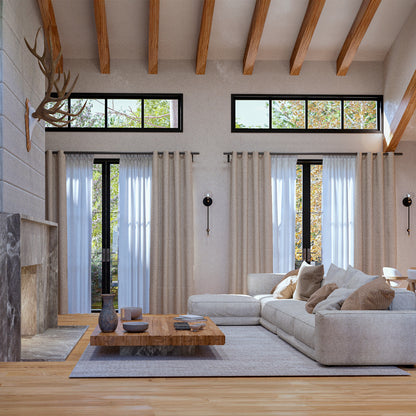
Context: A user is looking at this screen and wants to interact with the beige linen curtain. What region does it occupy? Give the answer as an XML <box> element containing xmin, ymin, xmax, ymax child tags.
<box><xmin>229</xmin><ymin>151</ymin><xmax>273</xmax><ymax>294</ymax></box>
<box><xmin>45</xmin><ymin>150</ymin><xmax>68</xmax><ymax>314</ymax></box>
<box><xmin>354</xmin><ymin>152</ymin><xmax>397</xmax><ymax>276</ymax></box>
<box><xmin>149</xmin><ymin>152</ymin><xmax>194</xmax><ymax>314</ymax></box>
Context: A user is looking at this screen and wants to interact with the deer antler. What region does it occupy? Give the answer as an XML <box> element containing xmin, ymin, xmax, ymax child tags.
<box><xmin>24</xmin><ymin>27</ymin><xmax>86</xmax><ymax>127</ymax></box>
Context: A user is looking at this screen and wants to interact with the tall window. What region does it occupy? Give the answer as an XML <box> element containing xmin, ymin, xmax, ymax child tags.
<box><xmin>232</xmin><ymin>95</ymin><xmax>382</xmax><ymax>133</ymax></box>
<box><xmin>91</xmin><ymin>160</ymin><xmax>119</xmax><ymax>310</ymax></box>
<box><xmin>295</xmin><ymin>160</ymin><xmax>323</xmax><ymax>268</ymax></box>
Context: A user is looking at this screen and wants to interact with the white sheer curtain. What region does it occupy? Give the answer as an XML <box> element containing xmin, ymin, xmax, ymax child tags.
<box><xmin>270</xmin><ymin>155</ymin><xmax>297</xmax><ymax>273</ymax></box>
<box><xmin>322</xmin><ymin>155</ymin><xmax>356</xmax><ymax>271</ymax></box>
<box><xmin>66</xmin><ymin>154</ymin><xmax>94</xmax><ymax>313</ymax></box>
<box><xmin>118</xmin><ymin>154</ymin><xmax>152</xmax><ymax>313</ymax></box>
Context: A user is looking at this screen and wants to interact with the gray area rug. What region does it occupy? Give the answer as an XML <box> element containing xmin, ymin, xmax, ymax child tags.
<box><xmin>21</xmin><ymin>326</ymin><xmax>88</xmax><ymax>361</ymax></box>
<box><xmin>70</xmin><ymin>325</ymin><xmax>409</xmax><ymax>378</ymax></box>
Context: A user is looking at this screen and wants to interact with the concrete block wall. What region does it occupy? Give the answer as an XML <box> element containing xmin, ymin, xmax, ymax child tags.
<box><xmin>0</xmin><ymin>0</ymin><xmax>45</xmax><ymax>219</ymax></box>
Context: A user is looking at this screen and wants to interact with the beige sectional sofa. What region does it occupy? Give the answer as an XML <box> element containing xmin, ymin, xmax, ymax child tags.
<box><xmin>188</xmin><ymin>272</ymin><xmax>416</xmax><ymax>366</ymax></box>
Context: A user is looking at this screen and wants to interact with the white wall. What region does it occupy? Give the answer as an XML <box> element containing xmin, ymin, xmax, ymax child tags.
<box><xmin>46</xmin><ymin>58</ymin><xmax>384</xmax><ymax>294</ymax></box>
<box><xmin>395</xmin><ymin>141</ymin><xmax>416</xmax><ymax>273</ymax></box>
<box><xmin>383</xmin><ymin>4</ymin><xmax>416</xmax><ymax>140</ymax></box>
<box><xmin>383</xmin><ymin>4</ymin><xmax>416</xmax><ymax>274</ymax></box>
<box><xmin>0</xmin><ymin>0</ymin><xmax>45</xmax><ymax>219</ymax></box>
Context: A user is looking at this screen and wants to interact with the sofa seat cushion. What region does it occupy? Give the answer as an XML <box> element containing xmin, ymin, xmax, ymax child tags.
<box><xmin>254</xmin><ymin>294</ymin><xmax>276</xmax><ymax>311</ymax></box>
<box><xmin>187</xmin><ymin>294</ymin><xmax>260</xmax><ymax>325</ymax></box>
<box><xmin>293</xmin><ymin>311</ymin><xmax>316</xmax><ymax>349</ymax></box>
<box><xmin>262</xmin><ymin>299</ymin><xmax>308</xmax><ymax>336</ymax></box>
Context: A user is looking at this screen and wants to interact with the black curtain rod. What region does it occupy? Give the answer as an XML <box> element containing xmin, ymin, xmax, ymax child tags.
<box><xmin>223</xmin><ymin>151</ymin><xmax>402</xmax><ymax>162</ymax></box>
<box><xmin>51</xmin><ymin>150</ymin><xmax>199</xmax><ymax>161</ymax></box>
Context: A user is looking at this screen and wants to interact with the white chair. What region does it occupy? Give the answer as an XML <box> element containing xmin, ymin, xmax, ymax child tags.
<box><xmin>407</xmin><ymin>268</ymin><xmax>416</xmax><ymax>292</ymax></box>
<box><xmin>382</xmin><ymin>267</ymin><xmax>408</xmax><ymax>289</ymax></box>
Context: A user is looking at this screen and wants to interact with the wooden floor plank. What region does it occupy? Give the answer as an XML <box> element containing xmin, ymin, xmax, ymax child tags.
<box><xmin>0</xmin><ymin>314</ymin><xmax>415</xmax><ymax>415</ymax></box>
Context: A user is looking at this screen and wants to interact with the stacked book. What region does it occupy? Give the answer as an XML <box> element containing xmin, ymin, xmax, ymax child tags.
<box><xmin>174</xmin><ymin>314</ymin><xmax>206</xmax><ymax>322</ymax></box>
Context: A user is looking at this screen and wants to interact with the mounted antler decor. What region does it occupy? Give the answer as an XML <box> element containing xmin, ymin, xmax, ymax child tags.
<box><xmin>24</xmin><ymin>27</ymin><xmax>86</xmax><ymax>151</ymax></box>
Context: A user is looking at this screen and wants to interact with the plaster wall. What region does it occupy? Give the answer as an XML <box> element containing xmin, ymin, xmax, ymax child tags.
<box><xmin>46</xmin><ymin>59</ymin><xmax>384</xmax><ymax>294</ymax></box>
<box><xmin>0</xmin><ymin>0</ymin><xmax>45</xmax><ymax>218</ymax></box>
<box><xmin>383</xmin><ymin>4</ymin><xmax>416</xmax><ymax>141</ymax></box>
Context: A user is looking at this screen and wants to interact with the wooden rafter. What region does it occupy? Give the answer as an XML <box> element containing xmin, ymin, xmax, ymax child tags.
<box><xmin>336</xmin><ymin>0</ymin><xmax>381</xmax><ymax>76</ymax></box>
<box><xmin>243</xmin><ymin>0</ymin><xmax>271</xmax><ymax>75</ymax></box>
<box><xmin>196</xmin><ymin>0</ymin><xmax>216</xmax><ymax>75</ymax></box>
<box><xmin>384</xmin><ymin>70</ymin><xmax>416</xmax><ymax>152</ymax></box>
<box><xmin>290</xmin><ymin>0</ymin><xmax>325</xmax><ymax>76</ymax></box>
<box><xmin>37</xmin><ymin>0</ymin><xmax>63</xmax><ymax>73</ymax></box>
<box><xmin>94</xmin><ymin>0</ymin><xmax>110</xmax><ymax>74</ymax></box>
<box><xmin>148</xmin><ymin>0</ymin><xmax>160</xmax><ymax>74</ymax></box>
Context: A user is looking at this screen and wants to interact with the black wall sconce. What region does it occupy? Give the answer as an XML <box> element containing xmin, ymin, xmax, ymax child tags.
<box><xmin>203</xmin><ymin>193</ymin><xmax>213</xmax><ymax>235</ymax></box>
<box><xmin>403</xmin><ymin>194</ymin><xmax>412</xmax><ymax>235</ymax></box>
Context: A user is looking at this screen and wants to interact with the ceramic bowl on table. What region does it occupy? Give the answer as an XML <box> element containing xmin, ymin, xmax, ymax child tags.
<box><xmin>189</xmin><ymin>322</ymin><xmax>206</xmax><ymax>332</ymax></box>
<box><xmin>122</xmin><ymin>321</ymin><xmax>149</xmax><ymax>333</ymax></box>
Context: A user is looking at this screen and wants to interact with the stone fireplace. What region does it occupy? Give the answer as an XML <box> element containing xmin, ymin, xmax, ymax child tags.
<box><xmin>0</xmin><ymin>213</ymin><xmax>58</xmax><ymax>361</ymax></box>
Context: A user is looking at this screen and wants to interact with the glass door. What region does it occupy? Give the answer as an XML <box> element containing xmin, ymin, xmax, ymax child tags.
<box><xmin>91</xmin><ymin>159</ymin><xmax>119</xmax><ymax>310</ymax></box>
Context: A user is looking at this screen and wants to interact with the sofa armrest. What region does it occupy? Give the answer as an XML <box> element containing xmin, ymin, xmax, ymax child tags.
<box><xmin>314</xmin><ymin>310</ymin><xmax>416</xmax><ymax>365</ymax></box>
<box><xmin>247</xmin><ymin>273</ymin><xmax>286</xmax><ymax>296</ymax></box>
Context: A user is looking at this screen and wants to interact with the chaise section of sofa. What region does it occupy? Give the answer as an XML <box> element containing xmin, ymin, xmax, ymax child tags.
<box><xmin>188</xmin><ymin>272</ymin><xmax>416</xmax><ymax>366</ymax></box>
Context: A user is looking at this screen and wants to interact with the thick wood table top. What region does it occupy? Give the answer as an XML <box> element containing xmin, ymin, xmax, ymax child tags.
<box><xmin>90</xmin><ymin>314</ymin><xmax>225</xmax><ymax>347</ymax></box>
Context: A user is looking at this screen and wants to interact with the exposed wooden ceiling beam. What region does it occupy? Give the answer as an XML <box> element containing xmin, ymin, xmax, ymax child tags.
<box><xmin>290</xmin><ymin>0</ymin><xmax>325</xmax><ymax>76</ymax></box>
<box><xmin>243</xmin><ymin>0</ymin><xmax>271</xmax><ymax>75</ymax></box>
<box><xmin>196</xmin><ymin>0</ymin><xmax>216</xmax><ymax>75</ymax></box>
<box><xmin>336</xmin><ymin>0</ymin><xmax>381</xmax><ymax>76</ymax></box>
<box><xmin>148</xmin><ymin>0</ymin><xmax>159</xmax><ymax>74</ymax></box>
<box><xmin>384</xmin><ymin>70</ymin><xmax>416</xmax><ymax>152</ymax></box>
<box><xmin>37</xmin><ymin>0</ymin><xmax>63</xmax><ymax>73</ymax></box>
<box><xmin>94</xmin><ymin>0</ymin><xmax>110</xmax><ymax>74</ymax></box>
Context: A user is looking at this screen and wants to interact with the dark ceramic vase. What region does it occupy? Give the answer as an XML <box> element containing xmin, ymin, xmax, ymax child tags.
<box><xmin>98</xmin><ymin>294</ymin><xmax>118</xmax><ymax>333</ymax></box>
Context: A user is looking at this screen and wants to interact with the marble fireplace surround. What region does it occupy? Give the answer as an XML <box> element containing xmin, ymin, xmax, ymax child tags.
<box><xmin>0</xmin><ymin>213</ymin><xmax>58</xmax><ymax>361</ymax></box>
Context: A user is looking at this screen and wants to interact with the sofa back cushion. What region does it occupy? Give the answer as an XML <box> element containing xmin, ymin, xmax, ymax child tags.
<box><xmin>389</xmin><ymin>288</ymin><xmax>416</xmax><ymax>310</ymax></box>
<box><xmin>323</xmin><ymin>263</ymin><xmax>348</xmax><ymax>287</ymax></box>
<box><xmin>341</xmin><ymin>277</ymin><xmax>395</xmax><ymax>310</ymax></box>
<box><xmin>344</xmin><ymin>266</ymin><xmax>378</xmax><ymax>289</ymax></box>
<box><xmin>305</xmin><ymin>283</ymin><xmax>338</xmax><ymax>313</ymax></box>
<box><xmin>313</xmin><ymin>287</ymin><xmax>355</xmax><ymax>313</ymax></box>
<box><xmin>293</xmin><ymin>262</ymin><xmax>324</xmax><ymax>301</ymax></box>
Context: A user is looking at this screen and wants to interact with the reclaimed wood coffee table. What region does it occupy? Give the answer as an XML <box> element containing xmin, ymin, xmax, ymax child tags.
<box><xmin>90</xmin><ymin>314</ymin><xmax>225</xmax><ymax>347</ymax></box>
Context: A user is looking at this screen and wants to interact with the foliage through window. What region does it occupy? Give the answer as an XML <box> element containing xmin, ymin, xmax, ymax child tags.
<box><xmin>295</xmin><ymin>161</ymin><xmax>322</xmax><ymax>268</ymax></box>
<box><xmin>46</xmin><ymin>93</ymin><xmax>183</xmax><ymax>131</ymax></box>
<box><xmin>232</xmin><ymin>95</ymin><xmax>382</xmax><ymax>133</ymax></box>
<box><xmin>91</xmin><ymin>160</ymin><xmax>120</xmax><ymax>311</ymax></box>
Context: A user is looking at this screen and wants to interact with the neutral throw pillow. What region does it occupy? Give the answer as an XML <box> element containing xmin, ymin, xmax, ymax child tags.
<box><xmin>323</xmin><ymin>263</ymin><xmax>348</xmax><ymax>287</ymax></box>
<box><xmin>312</xmin><ymin>287</ymin><xmax>355</xmax><ymax>313</ymax></box>
<box><xmin>344</xmin><ymin>266</ymin><xmax>378</xmax><ymax>290</ymax></box>
<box><xmin>270</xmin><ymin>268</ymin><xmax>299</xmax><ymax>294</ymax></box>
<box><xmin>305</xmin><ymin>283</ymin><xmax>338</xmax><ymax>313</ymax></box>
<box><xmin>341</xmin><ymin>276</ymin><xmax>395</xmax><ymax>310</ymax></box>
<box><xmin>293</xmin><ymin>261</ymin><xmax>324</xmax><ymax>301</ymax></box>
<box><xmin>272</xmin><ymin>274</ymin><xmax>299</xmax><ymax>299</ymax></box>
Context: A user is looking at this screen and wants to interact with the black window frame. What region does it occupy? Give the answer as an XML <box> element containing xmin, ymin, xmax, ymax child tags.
<box><xmin>92</xmin><ymin>158</ymin><xmax>120</xmax><ymax>312</ymax></box>
<box><xmin>296</xmin><ymin>159</ymin><xmax>323</xmax><ymax>267</ymax></box>
<box><xmin>46</xmin><ymin>93</ymin><xmax>183</xmax><ymax>132</ymax></box>
<box><xmin>231</xmin><ymin>94</ymin><xmax>383</xmax><ymax>133</ymax></box>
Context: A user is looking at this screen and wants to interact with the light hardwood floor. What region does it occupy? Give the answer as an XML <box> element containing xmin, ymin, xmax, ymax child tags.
<box><xmin>1</xmin><ymin>314</ymin><xmax>415</xmax><ymax>416</ymax></box>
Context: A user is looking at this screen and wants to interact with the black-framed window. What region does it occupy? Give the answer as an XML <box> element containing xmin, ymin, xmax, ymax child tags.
<box><xmin>232</xmin><ymin>94</ymin><xmax>382</xmax><ymax>133</ymax></box>
<box><xmin>46</xmin><ymin>93</ymin><xmax>183</xmax><ymax>132</ymax></box>
<box><xmin>91</xmin><ymin>159</ymin><xmax>120</xmax><ymax>311</ymax></box>
<box><xmin>295</xmin><ymin>159</ymin><xmax>322</xmax><ymax>268</ymax></box>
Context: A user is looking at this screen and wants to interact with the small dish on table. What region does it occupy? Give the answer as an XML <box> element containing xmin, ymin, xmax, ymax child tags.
<box><xmin>122</xmin><ymin>322</ymin><xmax>149</xmax><ymax>333</ymax></box>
